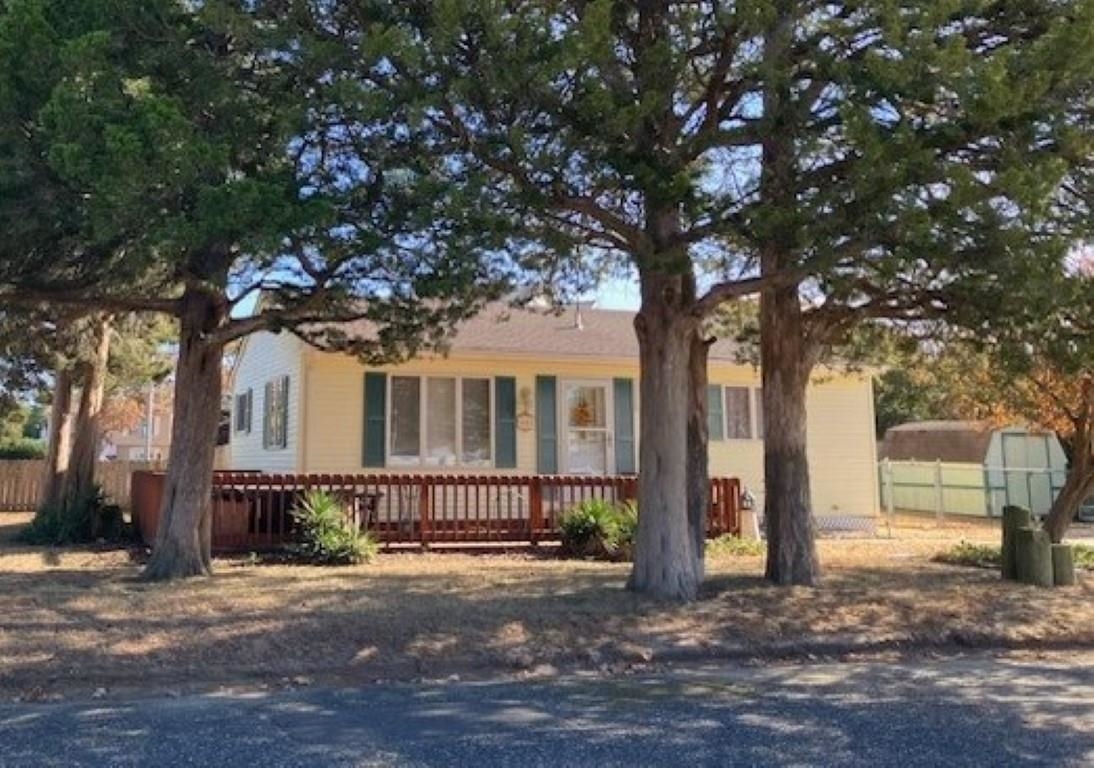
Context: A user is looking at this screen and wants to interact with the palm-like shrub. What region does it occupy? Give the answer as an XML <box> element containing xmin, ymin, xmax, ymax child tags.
<box><xmin>291</xmin><ymin>490</ymin><xmax>377</xmax><ymax>565</ymax></box>
<box><xmin>559</xmin><ymin>498</ymin><xmax>637</xmax><ymax>561</ymax></box>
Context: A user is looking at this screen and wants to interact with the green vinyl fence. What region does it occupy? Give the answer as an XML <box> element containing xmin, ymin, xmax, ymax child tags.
<box><xmin>878</xmin><ymin>459</ymin><xmax>1067</xmax><ymax>518</ymax></box>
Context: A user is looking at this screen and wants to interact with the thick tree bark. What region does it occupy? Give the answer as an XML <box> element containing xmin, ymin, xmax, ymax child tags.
<box><xmin>142</xmin><ymin>288</ymin><xmax>227</xmax><ymax>581</ymax></box>
<box><xmin>1042</xmin><ymin>424</ymin><xmax>1092</xmax><ymax>543</ymax></box>
<box><xmin>59</xmin><ymin>314</ymin><xmax>111</xmax><ymax>512</ymax></box>
<box><xmin>629</xmin><ymin>271</ymin><xmax>704</xmax><ymax>601</ymax></box>
<box><xmin>687</xmin><ymin>331</ymin><xmax>712</xmax><ymax>570</ymax></box>
<box><xmin>755</xmin><ymin>0</ymin><xmax>819</xmax><ymax>586</ymax></box>
<box><xmin>39</xmin><ymin>366</ymin><xmax>75</xmax><ymax>511</ymax></box>
<box><xmin>760</xmin><ymin>284</ymin><xmax>820</xmax><ymax>585</ymax></box>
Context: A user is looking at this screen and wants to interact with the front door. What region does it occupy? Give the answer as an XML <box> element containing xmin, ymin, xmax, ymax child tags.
<box><xmin>561</xmin><ymin>380</ymin><xmax>613</xmax><ymax>475</ymax></box>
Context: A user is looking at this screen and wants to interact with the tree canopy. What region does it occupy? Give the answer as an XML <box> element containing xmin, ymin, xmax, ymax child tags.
<box><xmin>0</xmin><ymin>0</ymin><xmax>512</xmax><ymax>577</ymax></box>
<box><xmin>345</xmin><ymin>0</ymin><xmax>1093</xmax><ymax>593</ymax></box>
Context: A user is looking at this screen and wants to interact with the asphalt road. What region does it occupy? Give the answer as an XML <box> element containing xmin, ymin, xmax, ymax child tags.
<box><xmin>1</xmin><ymin>653</ymin><xmax>1091</xmax><ymax>767</ymax></box>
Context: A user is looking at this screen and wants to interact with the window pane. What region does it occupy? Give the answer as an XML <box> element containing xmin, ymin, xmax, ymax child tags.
<box><xmin>462</xmin><ymin>378</ymin><xmax>492</xmax><ymax>465</ymax></box>
<box><xmin>567</xmin><ymin>429</ymin><xmax>609</xmax><ymax>474</ymax></box>
<box><xmin>277</xmin><ymin>377</ymin><xmax>289</xmax><ymax>447</ymax></box>
<box><xmin>390</xmin><ymin>376</ymin><xmax>421</xmax><ymax>461</ymax></box>
<box><xmin>725</xmin><ymin>386</ymin><xmax>752</xmax><ymax>439</ymax></box>
<box><xmin>263</xmin><ymin>382</ymin><xmax>274</xmax><ymax>448</ymax></box>
<box><xmin>754</xmin><ymin>387</ymin><xmax>764</xmax><ymax>439</ymax></box>
<box><xmin>707</xmin><ymin>385</ymin><xmax>724</xmax><ymax>441</ymax></box>
<box><xmin>425</xmin><ymin>378</ymin><xmax>457</xmax><ymax>466</ymax></box>
<box><xmin>566</xmin><ymin>385</ymin><xmax>607</xmax><ymax>428</ymax></box>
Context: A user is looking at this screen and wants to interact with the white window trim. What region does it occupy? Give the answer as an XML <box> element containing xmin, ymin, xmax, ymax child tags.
<box><xmin>387</xmin><ymin>374</ymin><xmax>496</xmax><ymax>469</ymax></box>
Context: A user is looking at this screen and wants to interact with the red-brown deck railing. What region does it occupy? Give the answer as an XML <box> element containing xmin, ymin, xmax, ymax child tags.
<box><xmin>131</xmin><ymin>471</ymin><xmax>741</xmax><ymax>552</ymax></box>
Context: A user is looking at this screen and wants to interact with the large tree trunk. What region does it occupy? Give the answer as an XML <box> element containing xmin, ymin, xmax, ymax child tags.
<box><xmin>629</xmin><ymin>271</ymin><xmax>704</xmax><ymax>601</ymax></box>
<box><xmin>39</xmin><ymin>365</ymin><xmax>75</xmax><ymax>510</ymax></box>
<box><xmin>59</xmin><ymin>314</ymin><xmax>111</xmax><ymax>512</ymax></box>
<box><xmin>687</xmin><ymin>331</ymin><xmax>712</xmax><ymax>570</ymax></box>
<box><xmin>756</xmin><ymin>0</ymin><xmax>819</xmax><ymax>586</ymax></box>
<box><xmin>142</xmin><ymin>289</ymin><xmax>226</xmax><ymax>581</ymax></box>
<box><xmin>1043</xmin><ymin>422</ymin><xmax>1092</xmax><ymax>543</ymax></box>
<box><xmin>760</xmin><ymin>284</ymin><xmax>819</xmax><ymax>585</ymax></box>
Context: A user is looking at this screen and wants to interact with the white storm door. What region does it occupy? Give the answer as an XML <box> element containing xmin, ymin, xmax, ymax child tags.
<box><xmin>561</xmin><ymin>380</ymin><xmax>613</xmax><ymax>475</ymax></box>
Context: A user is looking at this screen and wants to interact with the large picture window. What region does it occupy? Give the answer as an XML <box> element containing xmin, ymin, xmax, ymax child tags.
<box><xmin>263</xmin><ymin>377</ymin><xmax>289</xmax><ymax>449</ymax></box>
<box><xmin>389</xmin><ymin>376</ymin><xmax>493</xmax><ymax>467</ymax></box>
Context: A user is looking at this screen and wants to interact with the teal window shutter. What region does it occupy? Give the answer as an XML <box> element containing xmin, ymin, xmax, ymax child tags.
<box><xmin>363</xmin><ymin>372</ymin><xmax>387</xmax><ymax>467</ymax></box>
<box><xmin>495</xmin><ymin>377</ymin><xmax>517</xmax><ymax>468</ymax></box>
<box><xmin>707</xmin><ymin>385</ymin><xmax>724</xmax><ymax>441</ymax></box>
<box><xmin>613</xmin><ymin>378</ymin><xmax>636</xmax><ymax>474</ymax></box>
<box><xmin>535</xmin><ymin>376</ymin><xmax>557</xmax><ymax>473</ymax></box>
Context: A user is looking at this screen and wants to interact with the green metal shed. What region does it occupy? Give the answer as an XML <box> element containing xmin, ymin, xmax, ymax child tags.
<box><xmin>878</xmin><ymin>421</ymin><xmax>1068</xmax><ymax>517</ymax></box>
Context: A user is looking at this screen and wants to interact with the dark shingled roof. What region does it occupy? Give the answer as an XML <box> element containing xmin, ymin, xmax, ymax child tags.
<box><xmin>332</xmin><ymin>303</ymin><xmax>745</xmax><ymax>362</ymax></box>
<box><xmin>879</xmin><ymin>421</ymin><xmax>996</xmax><ymax>463</ymax></box>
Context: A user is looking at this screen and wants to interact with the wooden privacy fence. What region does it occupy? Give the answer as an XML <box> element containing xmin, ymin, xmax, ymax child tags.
<box><xmin>0</xmin><ymin>460</ymin><xmax>161</xmax><ymax>511</ymax></box>
<box><xmin>131</xmin><ymin>472</ymin><xmax>742</xmax><ymax>551</ymax></box>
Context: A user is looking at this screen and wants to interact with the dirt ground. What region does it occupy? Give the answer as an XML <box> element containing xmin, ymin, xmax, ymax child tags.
<box><xmin>1</xmin><ymin>511</ymin><xmax>1090</xmax><ymax>700</ymax></box>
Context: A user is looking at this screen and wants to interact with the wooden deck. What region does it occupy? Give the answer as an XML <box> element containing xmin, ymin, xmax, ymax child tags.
<box><xmin>131</xmin><ymin>472</ymin><xmax>742</xmax><ymax>551</ymax></box>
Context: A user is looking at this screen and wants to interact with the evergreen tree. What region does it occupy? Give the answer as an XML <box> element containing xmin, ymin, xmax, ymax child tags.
<box><xmin>0</xmin><ymin>1</ymin><xmax>507</xmax><ymax>577</ymax></box>
<box><xmin>361</xmin><ymin>0</ymin><xmax>1092</xmax><ymax>595</ymax></box>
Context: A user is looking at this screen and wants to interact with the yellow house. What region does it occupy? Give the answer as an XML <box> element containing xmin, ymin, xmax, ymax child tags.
<box><xmin>228</xmin><ymin>304</ymin><xmax>880</xmax><ymax>520</ymax></box>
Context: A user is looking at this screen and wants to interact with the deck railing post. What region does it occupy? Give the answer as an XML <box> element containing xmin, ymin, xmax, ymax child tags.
<box><xmin>529</xmin><ymin>476</ymin><xmax>543</xmax><ymax>545</ymax></box>
<box><xmin>418</xmin><ymin>477</ymin><xmax>431</xmax><ymax>546</ymax></box>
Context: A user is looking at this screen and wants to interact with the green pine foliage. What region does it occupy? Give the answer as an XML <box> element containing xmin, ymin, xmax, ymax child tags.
<box><xmin>0</xmin><ymin>439</ymin><xmax>45</xmax><ymax>460</ymax></box>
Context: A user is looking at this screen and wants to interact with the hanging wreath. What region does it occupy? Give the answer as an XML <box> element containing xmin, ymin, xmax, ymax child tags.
<box><xmin>571</xmin><ymin>394</ymin><xmax>595</xmax><ymax>427</ymax></box>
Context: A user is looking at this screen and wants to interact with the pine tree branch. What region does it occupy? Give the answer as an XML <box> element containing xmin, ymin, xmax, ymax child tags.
<box><xmin>694</xmin><ymin>268</ymin><xmax>806</xmax><ymax>317</ymax></box>
<box><xmin>0</xmin><ymin>286</ymin><xmax>179</xmax><ymax>316</ymax></box>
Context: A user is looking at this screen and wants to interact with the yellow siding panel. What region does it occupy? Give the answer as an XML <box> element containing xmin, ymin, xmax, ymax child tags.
<box><xmin>300</xmin><ymin>351</ymin><xmax>878</xmax><ymax>517</ymax></box>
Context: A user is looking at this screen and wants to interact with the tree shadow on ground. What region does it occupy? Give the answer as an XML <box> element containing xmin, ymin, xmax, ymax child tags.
<box><xmin>1</xmin><ymin>543</ymin><xmax>1090</xmax><ymax>702</ymax></box>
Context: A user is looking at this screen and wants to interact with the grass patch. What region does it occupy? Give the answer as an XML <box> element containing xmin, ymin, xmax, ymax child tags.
<box><xmin>935</xmin><ymin>540</ymin><xmax>1094</xmax><ymax>570</ymax></box>
<box><xmin>707</xmin><ymin>534</ymin><xmax>765</xmax><ymax>557</ymax></box>
<box><xmin>1</xmin><ymin>510</ymin><xmax>1091</xmax><ymax>700</ymax></box>
<box><xmin>933</xmin><ymin>540</ymin><xmax>1002</xmax><ymax>569</ymax></box>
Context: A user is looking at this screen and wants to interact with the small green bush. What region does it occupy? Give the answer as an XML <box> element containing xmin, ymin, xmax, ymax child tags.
<box><xmin>0</xmin><ymin>439</ymin><xmax>46</xmax><ymax>460</ymax></box>
<box><xmin>559</xmin><ymin>498</ymin><xmax>636</xmax><ymax>561</ymax></box>
<box><xmin>19</xmin><ymin>485</ymin><xmax>124</xmax><ymax>545</ymax></box>
<box><xmin>707</xmin><ymin>534</ymin><xmax>765</xmax><ymax>557</ymax></box>
<box><xmin>290</xmin><ymin>490</ymin><xmax>377</xmax><ymax>565</ymax></box>
<box><xmin>1071</xmin><ymin>544</ymin><xmax>1093</xmax><ymax>570</ymax></box>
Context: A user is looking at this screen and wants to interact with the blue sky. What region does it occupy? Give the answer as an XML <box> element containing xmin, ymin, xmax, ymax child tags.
<box><xmin>591</xmin><ymin>275</ymin><xmax>640</xmax><ymax>310</ymax></box>
<box><xmin>234</xmin><ymin>274</ymin><xmax>642</xmax><ymax>318</ymax></box>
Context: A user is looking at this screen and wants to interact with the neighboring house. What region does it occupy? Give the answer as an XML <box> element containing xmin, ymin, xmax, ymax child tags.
<box><xmin>228</xmin><ymin>304</ymin><xmax>881</xmax><ymax>519</ymax></box>
<box><xmin>101</xmin><ymin>385</ymin><xmax>173</xmax><ymax>463</ymax></box>
<box><xmin>878</xmin><ymin>420</ymin><xmax>1069</xmax><ymax>517</ymax></box>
